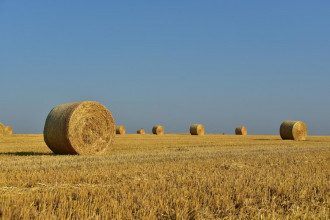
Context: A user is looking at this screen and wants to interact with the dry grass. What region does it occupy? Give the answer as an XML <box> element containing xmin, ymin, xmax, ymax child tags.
<box><xmin>0</xmin><ymin>134</ymin><xmax>329</xmax><ymax>219</ymax></box>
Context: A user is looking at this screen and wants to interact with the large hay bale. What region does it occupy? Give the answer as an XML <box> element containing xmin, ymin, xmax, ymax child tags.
<box><xmin>4</xmin><ymin>126</ymin><xmax>13</xmax><ymax>135</ymax></box>
<box><xmin>280</xmin><ymin>120</ymin><xmax>307</xmax><ymax>141</ymax></box>
<box><xmin>137</xmin><ymin>129</ymin><xmax>145</xmax><ymax>134</ymax></box>
<box><xmin>116</xmin><ymin>125</ymin><xmax>126</xmax><ymax>135</ymax></box>
<box><xmin>235</xmin><ymin>126</ymin><xmax>247</xmax><ymax>135</ymax></box>
<box><xmin>0</xmin><ymin>123</ymin><xmax>4</xmax><ymax>137</ymax></box>
<box><xmin>190</xmin><ymin>124</ymin><xmax>205</xmax><ymax>135</ymax></box>
<box><xmin>152</xmin><ymin>125</ymin><xmax>164</xmax><ymax>135</ymax></box>
<box><xmin>43</xmin><ymin>101</ymin><xmax>116</xmax><ymax>155</ymax></box>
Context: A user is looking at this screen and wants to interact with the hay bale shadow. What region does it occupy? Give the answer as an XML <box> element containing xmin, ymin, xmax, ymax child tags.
<box><xmin>253</xmin><ymin>138</ymin><xmax>281</xmax><ymax>141</ymax></box>
<box><xmin>0</xmin><ymin>151</ymin><xmax>54</xmax><ymax>156</ymax></box>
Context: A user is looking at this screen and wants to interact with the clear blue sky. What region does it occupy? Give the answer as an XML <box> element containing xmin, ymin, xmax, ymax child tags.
<box><xmin>0</xmin><ymin>1</ymin><xmax>329</xmax><ymax>135</ymax></box>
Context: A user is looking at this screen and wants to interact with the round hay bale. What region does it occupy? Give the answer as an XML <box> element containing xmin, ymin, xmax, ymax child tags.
<box><xmin>152</xmin><ymin>125</ymin><xmax>164</xmax><ymax>135</ymax></box>
<box><xmin>190</xmin><ymin>124</ymin><xmax>205</xmax><ymax>135</ymax></box>
<box><xmin>280</xmin><ymin>120</ymin><xmax>307</xmax><ymax>141</ymax></box>
<box><xmin>43</xmin><ymin>101</ymin><xmax>116</xmax><ymax>155</ymax></box>
<box><xmin>116</xmin><ymin>125</ymin><xmax>126</xmax><ymax>135</ymax></box>
<box><xmin>235</xmin><ymin>126</ymin><xmax>247</xmax><ymax>135</ymax></box>
<box><xmin>4</xmin><ymin>126</ymin><xmax>13</xmax><ymax>135</ymax></box>
<box><xmin>137</xmin><ymin>129</ymin><xmax>145</xmax><ymax>134</ymax></box>
<box><xmin>0</xmin><ymin>123</ymin><xmax>5</xmax><ymax>137</ymax></box>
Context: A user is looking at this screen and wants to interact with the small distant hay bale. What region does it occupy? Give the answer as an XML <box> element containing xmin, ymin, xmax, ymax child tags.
<box><xmin>43</xmin><ymin>101</ymin><xmax>116</xmax><ymax>155</ymax></box>
<box><xmin>4</xmin><ymin>126</ymin><xmax>13</xmax><ymax>135</ymax></box>
<box><xmin>280</xmin><ymin>120</ymin><xmax>307</xmax><ymax>141</ymax></box>
<box><xmin>137</xmin><ymin>129</ymin><xmax>145</xmax><ymax>134</ymax></box>
<box><xmin>235</xmin><ymin>126</ymin><xmax>247</xmax><ymax>135</ymax></box>
<box><xmin>0</xmin><ymin>123</ymin><xmax>4</xmax><ymax>137</ymax></box>
<box><xmin>152</xmin><ymin>125</ymin><xmax>164</xmax><ymax>135</ymax></box>
<box><xmin>116</xmin><ymin>125</ymin><xmax>126</xmax><ymax>135</ymax></box>
<box><xmin>190</xmin><ymin>124</ymin><xmax>205</xmax><ymax>135</ymax></box>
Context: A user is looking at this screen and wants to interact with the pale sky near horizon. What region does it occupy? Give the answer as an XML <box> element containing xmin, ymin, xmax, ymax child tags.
<box><xmin>0</xmin><ymin>1</ymin><xmax>329</xmax><ymax>135</ymax></box>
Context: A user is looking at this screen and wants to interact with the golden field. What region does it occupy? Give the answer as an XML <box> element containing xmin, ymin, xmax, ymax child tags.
<box><xmin>0</xmin><ymin>134</ymin><xmax>329</xmax><ymax>219</ymax></box>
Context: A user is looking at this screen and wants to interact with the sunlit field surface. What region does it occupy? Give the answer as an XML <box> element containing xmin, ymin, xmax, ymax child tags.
<box><xmin>0</xmin><ymin>134</ymin><xmax>329</xmax><ymax>219</ymax></box>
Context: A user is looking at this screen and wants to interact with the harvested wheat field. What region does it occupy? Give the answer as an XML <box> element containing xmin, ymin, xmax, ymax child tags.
<box><xmin>0</xmin><ymin>134</ymin><xmax>329</xmax><ymax>219</ymax></box>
